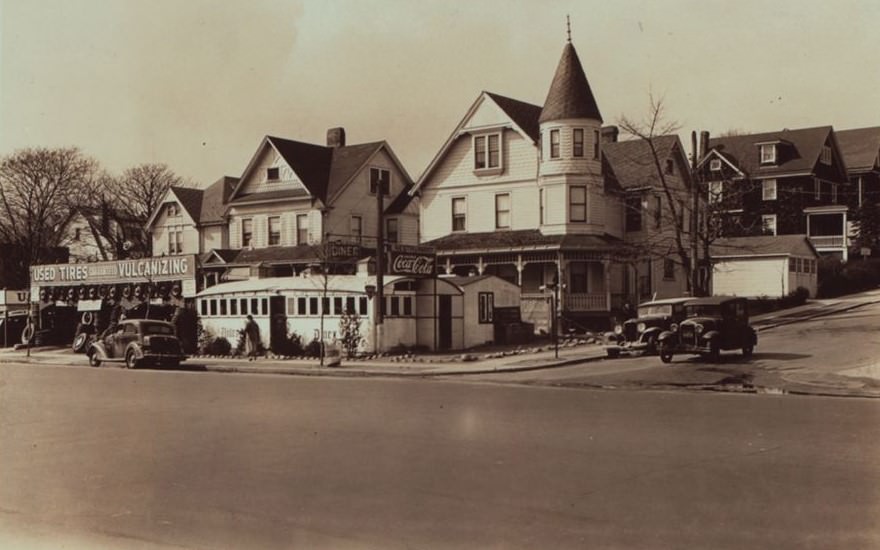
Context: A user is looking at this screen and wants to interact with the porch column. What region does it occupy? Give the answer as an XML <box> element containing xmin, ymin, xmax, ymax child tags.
<box><xmin>603</xmin><ymin>260</ymin><xmax>611</xmax><ymax>311</ymax></box>
<box><xmin>843</xmin><ymin>211</ymin><xmax>849</xmax><ymax>262</ymax></box>
<box><xmin>444</xmin><ymin>257</ymin><xmax>452</xmax><ymax>275</ymax></box>
<box><xmin>556</xmin><ymin>252</ymin><xmax>566</xmax><ymax>311</ymax></box>
<box><xmin>477</xmin><ymin>257</ymin><xmax>485</xmax><ymax>275</ymax></box>
<box><xmin>516</xmin><ymin>254</ymin><xmax>524</xmax><ymax>287</ymax></box>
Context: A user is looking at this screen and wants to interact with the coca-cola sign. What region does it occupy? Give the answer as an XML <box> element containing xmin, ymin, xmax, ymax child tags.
<box><xmin>387</xmin><ymin>251</ymin><xmax>436</xmax><ymax>277</ymax></box>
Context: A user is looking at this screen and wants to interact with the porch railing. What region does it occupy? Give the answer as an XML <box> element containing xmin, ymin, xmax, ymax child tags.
<box><xmin>809</xmin><ymin>235</ymin><xmax>846</xmax><ymax>248</ymax></box>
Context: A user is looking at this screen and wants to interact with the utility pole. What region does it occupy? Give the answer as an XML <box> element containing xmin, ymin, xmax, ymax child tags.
<box><xmin>375</xmin><ymin>173</ymin><xmax>385</xmax><ymax>354</ymax></box>
<box><xmin>691</xmin><ymin>131</ymin><xmax>701</xmax><ymax>296</ymax></box>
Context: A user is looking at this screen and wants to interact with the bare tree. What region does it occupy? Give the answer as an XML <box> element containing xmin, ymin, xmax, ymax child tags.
<box><xmin>0</xmin><ymin>147</ymin><xmax>99</xmax><ymax>270</ymax></box>
<box><xmin>98</xmin><ymin>163</ymin><xmax>186</xmax><ymax>257</ymax></box>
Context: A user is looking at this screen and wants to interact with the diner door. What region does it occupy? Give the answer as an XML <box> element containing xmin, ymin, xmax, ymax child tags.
<box><xmin>438</xmin><ymin>295</ymin><xmax>452</xmax><ymax>350</ymax></box>
<box><xmin>269</xmin><ymin>296</ymin><xmax>287</xmax><ymax>352</ymax></box>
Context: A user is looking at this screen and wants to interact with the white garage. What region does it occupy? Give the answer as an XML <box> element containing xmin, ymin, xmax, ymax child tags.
<box><xmin>711</xmin><ymin>235</ymin><xmax>819</xmax><ymax>298</ymax></box>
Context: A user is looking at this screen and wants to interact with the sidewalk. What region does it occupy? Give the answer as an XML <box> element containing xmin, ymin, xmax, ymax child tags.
<box><xmin>2</xmin><ymin>289</ymin><xmax>878</xmax><ymax>380</ymax></box>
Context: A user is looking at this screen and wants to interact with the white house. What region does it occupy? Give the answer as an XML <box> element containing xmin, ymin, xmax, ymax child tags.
<box><xmin>711</xmin><ymin>235</ymin><xmax>819</xmax><ymax>298</ymax></box>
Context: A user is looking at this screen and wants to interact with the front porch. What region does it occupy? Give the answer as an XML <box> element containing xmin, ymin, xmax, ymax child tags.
<box><xmin>805</xmin><ymin>206</ymin><xmax>849</xmax><ymax>261</ymax></box>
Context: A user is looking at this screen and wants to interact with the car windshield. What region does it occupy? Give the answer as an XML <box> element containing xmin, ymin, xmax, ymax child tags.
<box><xmin>686</xmin><ymin>304</ymin><xmax>721</xmax><ymax>318</ymax></box>
<box><xmin>638</xmin><ymin>304</ymin><xmax>673</xmax><ymax>317</ymax></box>
<box><xmin>142</xmin><ymin>322</ymin><xmax>174</xmax><ymax>335</ymax></box>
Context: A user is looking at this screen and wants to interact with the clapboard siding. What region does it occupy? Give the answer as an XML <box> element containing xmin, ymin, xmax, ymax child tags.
<box><xmin>238</xmin><ymin>145</ymin><xmax>308</xmax><ymax>196</ymax></box>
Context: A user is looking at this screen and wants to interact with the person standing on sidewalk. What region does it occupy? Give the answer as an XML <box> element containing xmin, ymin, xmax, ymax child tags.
<box><xmin>244</xmin><ymin>315</ymin><xmax>261</xmax><ymax>361</ymax></box>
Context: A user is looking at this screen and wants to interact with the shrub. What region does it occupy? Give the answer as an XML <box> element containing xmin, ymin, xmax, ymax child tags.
<box><xmin>338</xmin><ymin>308</ymin><xmax>362</xmax><ymax>357</ymax></box>
<box><xmin>818</xmin><ymin>257</ymin><xmax>880</xmax><ymax>298</ymax></box>
<box><xmin>779</xmin><ymin>286</ymin><xmax>810</xmax><ymax>309</ymax></box>
<box><xmin>304</xmin><ymin>338</ymin><xmax>322</xmax><ymax>358</ymax></box>
<box><xmin>273</xmin><ymin>331</ymin><xmax>304</xmax><ymax>356</ymax></box>
<box><xmin>203</xmin><ymin>336</ymin><xmax>232</xmax><ymax>356</ymax></box>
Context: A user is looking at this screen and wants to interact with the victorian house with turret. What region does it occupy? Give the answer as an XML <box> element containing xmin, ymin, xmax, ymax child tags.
<box><xmin>412</xmin><ymin>39</ymin><xmax>693</xmax><ymax>331</ymax></box>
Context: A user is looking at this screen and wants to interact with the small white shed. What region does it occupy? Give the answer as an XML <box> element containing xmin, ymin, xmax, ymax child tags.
<box><xmin>711</xmin><ymin>235</ymin><xmax>819</xmax><ymax>298</ymax></box>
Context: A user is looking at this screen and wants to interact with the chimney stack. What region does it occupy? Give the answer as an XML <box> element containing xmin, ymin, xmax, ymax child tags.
<box><xmin>601</xmin><ymin>125</ymin><xmax>619</xmax><ymax>144</ymax></box>
<box><xmin>699</xmin><ymin>131</ymin><xmax>710</xmax><ymax>159</ymax></box>
<box><xmin>327</xmin><ymin>127</ymin><xmax>346</xmax><ymax>148</ymax></box>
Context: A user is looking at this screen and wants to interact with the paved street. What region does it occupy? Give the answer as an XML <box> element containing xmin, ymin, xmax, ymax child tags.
<box><xmin>1</xmin><ymin>363</ymin><xmax>879</xmax><ymax>549</ymax></box>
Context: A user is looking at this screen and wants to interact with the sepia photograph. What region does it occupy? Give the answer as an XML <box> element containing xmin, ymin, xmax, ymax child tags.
<box><xmin>1</xmin><ymin>0</ymin><xmax>879</xmax><ymax>548</ymax></box>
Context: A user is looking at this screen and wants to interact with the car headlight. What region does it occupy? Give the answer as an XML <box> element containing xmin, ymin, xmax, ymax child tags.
<box><xmin>695</xmin><ymin>324</ymin><xmax>704</xmax><ymax>335</ymax></box>
<box><xmin>636</xmin><ymin>322</ymin><xmax>646</xmax><ymax>333</ymax></box>
<box><xmin>670</xmin><ymin>323</ymin><xmax>678</xmax><ymax>332</ymax></box>
<box><xmin>614</xmin><ymin>324</ymin><xmax>623</xmax><ymax>335</ymax></box>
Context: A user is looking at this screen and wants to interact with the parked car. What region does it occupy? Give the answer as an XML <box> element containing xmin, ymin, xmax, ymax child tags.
<box><xmin>657</xmin><ymin>296</ymin><xmax>757</xmax><ymax>363</ymax></box>
<box><xmin>87</xmin><ymin>319</ymin><xmax>187</xmax><ymax>369</ymax></box>
<box><xmin>605</xmin><ymin>297</ymin><xmax>692</xmax><ymax>357</ymax></box>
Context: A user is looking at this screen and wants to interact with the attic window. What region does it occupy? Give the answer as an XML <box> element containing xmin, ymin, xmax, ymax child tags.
<box><xmin>760</xmin><ymin>144</ymin><xmax>777</xmax><ymax>164</ymax></box>
<box><xmin>821</xmin><ymin>145</ymin><xmax>832</xmax><ymax>165</ymax></box>
<box><xmin>474</xmin><ymin>133</ymin><xmax>501</xmax><ymax>172</ymax></box>
<box><xmin>266</xmin><ymin>167</ymin><xmax>280</xmax><ymax>182</ymax></box>
<box><xmin>370</xmin><ymin>168</ymin><xmax>391</xmax><ymax>195</ymax></box>
<box><xmin>167</xmin><ymin>203</ymin><xmax>179</xmax><ymax>217</ymax></box>
<box><xmin>709</xmin><ymin>159</ymin><xmax>722</xmax><ymax>171</ymax></box>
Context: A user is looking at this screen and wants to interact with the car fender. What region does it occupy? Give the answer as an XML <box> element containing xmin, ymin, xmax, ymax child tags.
<box><xmin>603</xmin><ymin>331</ymin><xmax>622</xmax><ymax>345</ymax></box>
<box><xmin>640</xmin><ymin>327</ymin><xmax>662</xmax><ymax>343</ymax></box>
<box><xmin>702</xmin><ymin>330</ymin><xmax>720</xmax><ymax>342</ymax></box>
<box><xmin>88</xmin><ymin>341</ymin><xmax>110</xmax><ymax>360</ymax></box>
<box><xmin>657</xmin><ymin>330</ymin><xmax>676</xmax><ymax>344</ymax></box>
<box><xmin>126</xmin><ymin>342</ymin><xmax>145</xmax><ymax>360</ymax></box>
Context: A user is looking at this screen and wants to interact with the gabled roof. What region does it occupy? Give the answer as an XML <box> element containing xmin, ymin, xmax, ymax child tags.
<box><xmin>710</xmin><ymin>235</ymin><xmax>819</xmax><ymax>259</ymax></box>
<box><xmin>602</xmin><ymin>135</ymin><xmax>689</xmax><ymax>189</ymax></box>
<box><xmin>422</xmin><ymin>229</ymin><xmax>620</xmax><ymax>253</ymax></box>
<box><xmin>707</xmin><ymin>126</ymin><xmax>835</xmax><ymax>177</ymax></box>
<box><xmin>484</xmin><ymin>92</ymin><xmax>542</xmax><ymax>143</ymax></box>
<box><xmin>385</xmin><ymin>184</ymin><xmax>416</xmax><ymax>215</ymax></box>
<box><xmin>200</xmin><ymin>176</ymin><xmax>237</xmax><ymax>225</ymax></box>
<box><xmin>266</xmin><ymin>136</ymin><xmax>333</xmax><ymax>201</ymax></box>
<box><xmin>835</xmin><ymin>127</ymin><xmax>880</xmax><ymax>172</ymax></box>
<box><xmin>539</xmin><ymin>42</ymin><xmax>602</xmax><ymax>124</ymax></box>
<box><xmin>169</xmin><ymin>186</ymin><xmax>205</xmax><ymax>223</ymax></box>
<box><xmin>200</xmin><ymin>248</ymin><xmax>241</xmax><ymax>264</ymax></box>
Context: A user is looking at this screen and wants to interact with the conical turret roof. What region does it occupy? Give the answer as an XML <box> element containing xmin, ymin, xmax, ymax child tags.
<box><xmin>539</xmin><ymin>42</ymin><xmax>602</xmax><ymax>124</ymax></box>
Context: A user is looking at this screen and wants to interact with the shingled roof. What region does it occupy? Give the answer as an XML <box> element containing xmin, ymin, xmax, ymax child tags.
<box><xmin>539</xmin><ymin>42</ymin><xmax>602</xmax><ymax>124</ymax></box>
<box><xmin>835</xmin><ymin>127</ymin><xmax>880</xmax><ymax>173</ymax></box>
<box><xmin>602</xmin><ymin>136</ymin><xmax>685</xmax><ymax>189</ymax></box>
<box><xmin>169</xmin><ymin>186</ymin><xmax>205</xmax><ymax>224</ymax></box>
<box><xmin>707</xmin><ymin>126</ymin><xmax>834</xmax><ymax>177</ymax></box>
<box><xmin>485</xmin><ymin>92</ymin><xmax>542</xmax><ymax>143</ymax></box>
<box><xmin>710</xmin><ymin>235</ymin><xmax>818</xmax><ymax>258</ymax></box>
<box><xmin>200</xmin><ymin>176</ymin><xmax>237</xmax><ymax>225</ymax></box>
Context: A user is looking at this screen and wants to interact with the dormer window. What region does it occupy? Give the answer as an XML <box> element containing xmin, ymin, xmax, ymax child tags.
<box><xmin>266</xmin><ymin>167</ymin><xmax>280</xmax><ymax>181</ymax></box>
<box><xmin>167</xmin><ymin>203</ymin><xmax>179</xmax><ymax>217</ymax></box>
<box><xmin>821</xmin><ymin>145</ymin><xmax>832</xmax><ymax>165</ymax></box>
<box><xmin>709</xmin><ymin>159</ymin><xmax>722</xmax><ymax>171</ymax></box>
<box><xmin>760</xmin><ymin>144</ymin><xmax>777</xmax><ymax>164</ymax></box>
<box><xmin>474</xmin><ymin>133</ymin><xmax>501</xmax><ymax>172</ymax></box>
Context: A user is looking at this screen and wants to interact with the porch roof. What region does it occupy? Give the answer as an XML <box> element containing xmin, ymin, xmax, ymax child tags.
<box><xmin>423</xmin><ymin>229</ymin><xmax>621</xmax><ymax>254</ymax></box>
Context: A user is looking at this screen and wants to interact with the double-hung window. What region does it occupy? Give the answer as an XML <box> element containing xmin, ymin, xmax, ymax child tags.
<box><xmin>370</xmin><ymin>168</ymin><xmax>390</xmax><ymax>196</ymax></box>
<box><xmin>241</xmin><ymin>219</ymin><xmax>253</xmax><ymax>248</ymax></box>
<box><xmin>452</xmin><ymin>197</ymin><xmax>466</xmax><ymax>231</ymax></box>
<box><xmin>474</xmin><ymin>134</ymin><xmax>501</xmax><ymax>170</ymax></box>
<box><xmin>268</xmin><ymin>216</ymin><xmax>281</xmax><ymax>246</ymax></box>
<box><xmin>570</xmin><ymin>186</ymin><xmax>586</xmax><ymax>223</ymax></box>
<box><xmin>350</xmin><ymin>216</ymin><xmax>362</xmax><ymax>242</ymax></box>
<box><xmin>762</xmin><ymin>179</ymin><xmax>777</xmax><ymax>201</ymax></box>
<box><xmin>495</xmin><ymin>194</ymin><xmax>510</xmax><ymax>229</ymax></box>
<box><xmin>760</xmin><ymin>144</ymin><xmax>776</xmax><ymax>164</ymax></box>
<box><xmin>478</xmin><ymin>292</ymin><xmax>494</xmax><ymax>323</ymax></box>
<box><xmin>296</xmin><ymin>214</ymin><xmax>308</xmax><ymax>244</ymax></box>
<box><xmin>550</xmin><ymin>129</ymin><xmax>560</xmax><ymax>159</ymax></box>
<box><xmin>573</xmin><ymin>128</ymin><xmax>584</xmax><ymax>157</ymax></box>
<box><xmin>385</xmin><ymin>218</ymin><xmax>399</xmax><ymax>243</ymax></box>
<box><xmin>762</xmin><ymin>214</ymin><xmax>777</xmax><ymax>236</ymax></box>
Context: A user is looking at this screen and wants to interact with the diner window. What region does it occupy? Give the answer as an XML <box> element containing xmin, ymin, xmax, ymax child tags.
<box><xmin>251</xmin><ymin>298</ymin><xmax>259</xmax><ymax>315</ymax></box>
<box><xmin>346</xmin><ymin>297</ymin><xmax>356</xmax><ymax>314</ymax></box>
<box><xmin>550</xmin><ymin>129</ymin><xmax>560</xmax><ymax>159</ymax></box>
<box><xmin>474</xmin><ymin>133</ymin><xmax>501</xmax><ymax>170</ymax></box>
<box><xmin>495</xmin><ymin>193</ymin><xmax>510</xmax><ymax>229</ymax></box>
<box><xmin>200</xmin><ymin>300</ymin><xmax>207</xmax><ymax>315</ymax></box>
<box><xmin>762</xmin><ymin>179</ymin><xmax>777</xmax><ymax>201</ymax></box>
<box><xmin>369</xmin><ymin>167</ymin><xmax>390</xmax><ymax>195</ymax></box>
<box><xmin>332</xmin><ymin>297</ymin><xmax>342</xmax><ymax>315</ymax></box>
<box><xmin>241</xmin><ymin>219</ymin><xmax>253</xmax><ymax>248</ymax></box>
<box><xmin>390</xmin><ymin>296</ymin><xmax>400</xmax><ymax>316</ymax></box>
<box><xmin>322</xmin><ymin>297</ymin><xmax>330</xmax><ymax>315</ymax></box>
<box><xmin>261</xmin><ymin>299</ymin><xmax>268</xmax><ymax>315</ymax></box>
<box><xmin>573</xmin><ymin>128</ymin><xmax>584</xmax><ymax>157</ymax></box>
<box><xmin>240</xmin><ymin>298</ymin><xmax>248</xmax><ymax>315</ymax></box>
<box><xmin>452</xmin><ymin>197</ymin><xmax>466</xmax><ymax>231</ymax></box>
<box><xmin>478</xmin><ymin>292</ymin><xmax>494</xmax><ymax>323</ymax></box>
<box><xmin>220</xmin><ymin>300</ymin><xmax>227</xmax><ymax>316</ymax></box>
<box><xmin>403</xmin><ymin>296</ymin><xmax>413</xmax><ymax>316</ymax></box>
<box><xmin>296</xmin><ymin>214</ymin><xmax>308</xmax><ymax>244</ymax></box>
<box><xmin>209</xmin><ymin>299</ymin><xmax>217</xmax><ymax>316</ymax></box>
<box><xmin>386</xmin><ymin>218</ymin><xmax>399</xmax><ymax>243</ymax></box>
<box><xmin>309</xmin><ymin>297</ymin><xmax>318</xmax><ymax>315</ymax></box>
<box><xmin>359</xmin><ymin>297</ymin><xmax>368</xmax><ymax>315</ymax></box>
<box><xmin>298</xmin><ymin>297</ymin><xmax>306</xmax><ymax>316</ymax></box>
<box><xmin>268</xmin><ymin>216</ymin><xmax>281</xmax><ymax>246</ymax></box>
<box><xmin>570</xmin><ymin>186</ymin><xmax>587</xmax><ymax>223</ymax></box>
<box><xmin>350</xmin><ymin>216</ymin><xmax>362</xmax><ymax>241</ymax></box>
<box><xmin>230</xmin><ymin>299</ymin><xmax>238</xmax><ymax>315</ymax></box>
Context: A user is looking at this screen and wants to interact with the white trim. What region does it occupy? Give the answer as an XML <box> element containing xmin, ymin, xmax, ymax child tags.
<box><xmin>696</xmin><ymin>149</ymin><xmax>745</xmax><ymax>176</ymax></box>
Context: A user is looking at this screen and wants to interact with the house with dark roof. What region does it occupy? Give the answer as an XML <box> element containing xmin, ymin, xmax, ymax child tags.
<box><xmin>413</xmin><ymin>38</ymin><xmax>694</xmax><ymax>331</ymax></box>
<box><xmin>698</xmin><ymin>126</ymin><xmax>851</xmax><ymax>260</ymax></box>
<box><xmin>147</xmin><ymin>128</ymin><xmax>418</xmax><ymax>287</ymax></box>
<box><xmin>836</xmin><ymin>126</ymin><xmax>880</xmax><ymax>210</ymax></box>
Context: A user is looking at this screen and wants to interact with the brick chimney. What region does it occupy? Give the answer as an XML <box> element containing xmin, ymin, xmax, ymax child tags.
<box><xmin>327</xmin><ymin>127</ymin><xmax>346</xmax><ymax>148</ymax></box>
<box><xmin>699</xmin><ymin>131</ymin><xmax>710</xmax><ymax>159</ymax></box>
<box><xmin>601</xmin><ymin>125</ymin><xmax>619</xmax><ymax>144</ymax></box>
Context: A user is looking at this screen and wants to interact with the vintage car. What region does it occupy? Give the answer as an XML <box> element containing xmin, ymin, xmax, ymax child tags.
<box><xmin>605</xmin><ymin>297</ymin><xmax>692</xmax><ymax>357</ymax></box>
<box><xmin>87</xmin><ymin>319</ymin><xmax>187</xmax><ymax>369</ymax></box>
<box><xmin>657</xmin><ymin>296</ymin><xmax>757</xmax><ymax>363</ymax></box>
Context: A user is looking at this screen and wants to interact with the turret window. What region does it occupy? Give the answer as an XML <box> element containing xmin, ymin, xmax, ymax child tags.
<box><xmin>569</xmin><ymin>186</ymin><xmax>586</xmax><ymax>222</ymax></box>
<box><xmin>550</xmin><ymin>130</ymin><xmax>560</xmax><ymax>159</ymax></box>
<box><xmin>573</xmin><ymin>129</ymin><xmax>584</xmax><ymax>157</ymax></box>
<box><xmin>594</xmin><ymin>130</ymin><xmax>600</xmax><ymax>159</ymax></box>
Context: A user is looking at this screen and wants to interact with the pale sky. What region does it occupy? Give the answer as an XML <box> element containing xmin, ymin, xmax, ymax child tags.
<box><xmin>2</xmin><ymin>0</ymin><xmax>878</xmax><ymax>186</ymax></box>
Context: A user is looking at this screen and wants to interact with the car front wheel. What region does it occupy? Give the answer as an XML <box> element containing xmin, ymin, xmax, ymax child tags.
<box><xmin>742</xmin><ymin>345</ymin><xmax>754</xmax><ymax>358</ymax></box>
<box><xmin>125</xmin><ymin>349</ymin><xmax>139</xmax><ymax>369</ymax></box>
<box><xmin>707</xmin><ymin>341</ymin><xmax>721</xmax><ymax>363</ymax></box>
<box><xmin>659</xmin><ymin>345</ymin><xmax>673</xmax><ymax>364</ymax></box>
<box><xmin>88</xmin><ymin>351</ymin><xmax>101</xmax><ymax>367</ymax></box>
